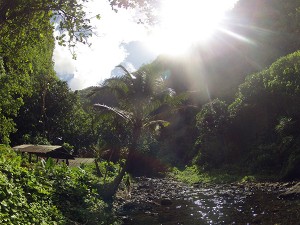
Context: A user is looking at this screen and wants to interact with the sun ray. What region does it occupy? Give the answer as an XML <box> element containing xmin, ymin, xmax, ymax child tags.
<box><xmin>218</xmin><ymin>27</ymin><xmax>255</xmax><ymax>45</ymax></box>
<box><xmin>143</xmin><ymin>0</ymin><xmax>239</xmax><ymax>56</ymax></box>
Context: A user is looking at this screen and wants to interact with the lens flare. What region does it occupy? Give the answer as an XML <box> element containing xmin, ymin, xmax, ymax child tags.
<box><xmin>144</xmin><ymin>0</ymin><xmax>238</xmax><ymax>56</ymax></box>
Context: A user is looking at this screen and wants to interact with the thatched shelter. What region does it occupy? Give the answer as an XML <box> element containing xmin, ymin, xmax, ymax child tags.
<box><xmin>13</xmin><ymin>144</ymin><xmax>75</xmax><ymax>165</ymax></box>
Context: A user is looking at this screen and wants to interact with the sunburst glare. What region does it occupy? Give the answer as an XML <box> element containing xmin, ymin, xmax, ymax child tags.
<box><xmin>144</xmin><ymin>0</ymin><xmax>238</xmax><ymax>56</ymax></box>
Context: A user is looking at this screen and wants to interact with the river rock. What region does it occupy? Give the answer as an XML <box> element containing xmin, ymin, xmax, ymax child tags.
<box><xmin>279</xmin><ymin>182</ymin><xmax>300</xmax><ymax>199</ymax></box>
<box><xmin>121</xmin><ymin>201</ymin><xmax>154</xmax><ymax>213</ymax></box>
<box><xmin>160</xmin><ymin>198</ymin><xmax>172</xmax><ymax>205</ymax></box>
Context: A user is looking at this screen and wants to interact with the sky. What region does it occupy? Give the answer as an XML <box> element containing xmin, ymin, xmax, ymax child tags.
<box><xmin>53</xmin><ymin>0</ymin><xmax>239</xmax><ymax>90</ymax></box>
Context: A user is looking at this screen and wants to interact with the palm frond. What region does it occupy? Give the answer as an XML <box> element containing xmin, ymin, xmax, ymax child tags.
<box><xmin>116</xmin><ymin>64</ymin><xmax>136</xmax><ymax>79</ymax></box>
<box><xmin>101</xmin><ymin>77</ymin><xmax>129</xmax><ymax>97</ymax></box>
<box><xmin>94</xmin><ymin>104</ymin><xmax>133</xmax><ymax>122</ymax></box>
<box><xmin>86</xmin><ymin>86</ymin><xmax>102</xmax><ymax>97</ymax></box>
<box><xmin>143</xmin><ymin>100</ymin><xmax>162</xmax><ymax>118</ymax></box>
<box><xmin>167</xmin><ymin>92</ymin><xmax>189</xmax><ymax>107</ymax></box>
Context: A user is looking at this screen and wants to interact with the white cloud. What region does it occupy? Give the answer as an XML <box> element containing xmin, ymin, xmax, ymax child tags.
<box><xmin>53</xmin><ymin>0</ymin><xmax>148</xmax><ymax>90</ymax></box>
<box><xmin>53</xmin><ymin>46</ymin><xmax>75</xmax><ymax>79</ymax></box>
<box><xmin>53</xmin><ymin>0</ymin><xmax>240</xmax><ymax>90</ymax></box>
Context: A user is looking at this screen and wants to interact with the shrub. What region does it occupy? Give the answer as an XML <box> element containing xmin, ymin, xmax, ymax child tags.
<box><xmin>0</xmin><ymin>145</ymin><xmax>119</xmax><ymax>224</ymax></box>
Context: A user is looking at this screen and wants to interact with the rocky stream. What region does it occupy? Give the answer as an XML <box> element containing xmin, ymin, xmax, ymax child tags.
<box><xmin>114</xmin><ymin>177</ymin><xmax>300</xmax><ymax>225</ymax></box>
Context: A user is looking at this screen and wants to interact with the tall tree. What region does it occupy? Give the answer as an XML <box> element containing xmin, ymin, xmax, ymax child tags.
<box><xmin>0</xmin><ymin>6</ymin><xmax>55</xmax><ymax>144</ymax></box>
<box><xmin>0</xmin><ymin>58</ymin><xmax>31</xmax><ymax>144</ymax></box>
<box><xmin>91</xmin><ymin>65</ymin><xmax>178</xmax><ymax>198</ymax></box>
<box><xmin>195</xmin><ymin>99</ymin><xmax>231</xmax><ymax>168</ymax></box>
<box><xmin>226</xmin><ymin>51</ymin><xmax>300</xmax><ymax>177</ymax></box>
<box><xmin>0</xmin><ymin>0</ymin><xmax>95</xmax><ymax>144</ymax></box>
<box><xmin>12</xmin><ymin>76</ymin><xmax>95</xmax><ymax>152</ymax></box>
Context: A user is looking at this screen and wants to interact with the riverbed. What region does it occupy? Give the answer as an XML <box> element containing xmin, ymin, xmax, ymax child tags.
<box><xmin>114</xmin><ymin>177</ymin><xmax>300</xmax><ymax>225</ymax></box>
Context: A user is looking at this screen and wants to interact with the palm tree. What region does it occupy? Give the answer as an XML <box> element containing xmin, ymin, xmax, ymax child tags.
<box><xmin>91</xmin><ymin>65</ymin><xmax>180</xmax><ymax>199</ymax></box>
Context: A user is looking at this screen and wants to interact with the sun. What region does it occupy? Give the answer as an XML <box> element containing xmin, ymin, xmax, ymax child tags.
<box><xmin>144</xmin><ymin>0</ymin><xmax>238</xmax><ymax>56</ymax></box>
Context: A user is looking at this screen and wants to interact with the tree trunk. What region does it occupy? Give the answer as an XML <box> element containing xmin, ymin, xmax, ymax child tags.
<box><xmin>101</xmin><ymin>159</ymin><xmax>127</xmax><ymax>200</ymax></box>
<box><xmin>94</xmin><ymin>159</ymin><xmax>102</xmax><ymax>177</ymax></box>
<box><xmin>101</xmin><ymin>125</ymin><xmax>141</xmax><ymax>200</ymax></box>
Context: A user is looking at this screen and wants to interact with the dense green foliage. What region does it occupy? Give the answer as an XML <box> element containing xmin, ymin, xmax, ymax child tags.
<box><xmin>12</xmin><ymin>77</ymin><xmax>96</xmax><ymax>153</ymax></box>
<box><xmin>0</xmin><ymin>57</ymin><xmax>31</xmax><ymax>144</ymax></box>
<box><xmin>79</xmin><ymin>0</ymin><xmax>300</xmax><ymax>181</ymax></box>
<box><xmin>0</xmin><ymin>0</ymin><xmax>97</xmax><ymax>52</ymax></box>
<box><xmin>0</xmin><ymin>0</ymin><xmax>100</xmax><ymax>143</ymax></box>
<box><xmin>90</xmin><ymin>65</ymin><xmax>180</xmax><ymax>170</ymax></box>
<box><xmin>0</xmin><ymin>145</ymin><xmax>118</xmax><ymax>224</ymax></box>
<box><xmin>128</xmin><ymin>0</ymin><xmax>300</xmax><ymax>181</ymax></box>
<box><xmin>231</xmin><ymin>51</ymin><xmax>300</xmax><ymax>178</ymax></box>
<box><xmin>0</xmin><ymin>0</ymin><xmax>98</xmax><ymax>151</ymax></box>
<box><xmin>193</xmin><ymin>51</ymin><xmax>300</xmax><ymax>180</ymax></box>
<box><xmin>0</xmin><ymin>2</ymin><xmax>59</xmax><ymax>143</ymax></box>
<box><xmin>1</xmin><ymin>0</ymin><xmax>299</xmax><ymax>179</ymax></box>
<box><xmin>195</xmin><ymin>99</ymin><xmax>231</xmax><ymax>168</ymax></box>
<box><xmin>1</xmin><ymin>3</ymin><xmax>300</xmax><ymax>222</ymax></box>
<box><xmin>170</xmin><ymin>165</ymin><xmax>248</xmax><ymax>185</ymax></box>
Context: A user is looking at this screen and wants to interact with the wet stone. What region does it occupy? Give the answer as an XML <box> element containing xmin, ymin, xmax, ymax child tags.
<box><xmin>160</xmin><ymin>198</ymin><xmax>172</xmax><ymax>206</ymax></box>
<box><xmin>114</xmin><ymin>177</ymin><xmax>300</xmax><ymax>225</ymax></box>
<box><xmin>279</xmin><ymin>182</ymin><xmax>300</xmax><ymax>199</ymax></box>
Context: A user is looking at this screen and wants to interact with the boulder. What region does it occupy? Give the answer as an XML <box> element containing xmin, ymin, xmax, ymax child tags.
<box><xmin>279</xmin><ymin>182</ymin><xmax>300</xmax><ymax>199</ymax></box>
<box><xmin>160</xmin><ymin>198</ymin><xmax>172</xmax><ymax>206</ymax></box>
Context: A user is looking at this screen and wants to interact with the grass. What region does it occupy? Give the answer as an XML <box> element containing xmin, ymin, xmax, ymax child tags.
<box><xmin>168</xmin><ymin>165</ymin><xmax>275</xmax><ymax>185</ymax></box>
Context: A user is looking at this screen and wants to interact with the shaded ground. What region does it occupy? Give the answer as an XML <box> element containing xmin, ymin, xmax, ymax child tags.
<box><xmin>68</xmin><ymin>158</ymin><xmax>95</xmax><ymax>167</ymax></box>
<box><xmin>114</xmin><ymin>177</ymin><xmax>300</xmax><ymax>225</ymax></box>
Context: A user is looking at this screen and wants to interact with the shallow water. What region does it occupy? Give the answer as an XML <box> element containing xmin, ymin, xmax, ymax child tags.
<box><xmin>117</xmin><ymin>178</ymin><xmax>300</xmax><ymax>225</ymax></box>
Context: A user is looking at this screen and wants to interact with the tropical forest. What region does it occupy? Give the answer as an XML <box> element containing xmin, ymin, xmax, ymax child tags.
<box><xmin>0</xmin><ymin>0</ymin><xmax>300</xmax><ymax>224</ymax></box>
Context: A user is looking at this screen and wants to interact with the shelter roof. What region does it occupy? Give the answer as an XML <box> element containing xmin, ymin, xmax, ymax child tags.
<box><xmin>13</xmin><ymin>144</ymin><xmax>62</xmax><ymax>154</ymax></box>
<box><xmin>13</xmin><ymin>144</ymin><xmax>75</xmax><ymax>159</ymax></box>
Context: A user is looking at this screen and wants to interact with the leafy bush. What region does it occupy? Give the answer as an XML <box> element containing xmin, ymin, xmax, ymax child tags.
<box><xmin>0</xmin><ymin>145</ymin><xmax>119</xmax><ymax>224</ymax></box>
<box><xmin>189</xmin><ymin>51</ymin><xmax>300</xmax><ymax>180</ymax></box>
<box><xmin>240</xmin><ymin>175</ymin><xmax>256</xmax><ymax>183</ymax></box>
<box><xmin>195</xmin><ymin>99</ymin><xmax>231</xmax><ymax>168</ymax></box>
<box><xmin>47</xmin><ymin>165</ymin><xmax>110</xmax><ymax>224</ymax></box>
<box><xmin>170</xmin><ymin>165</ymin><xmax>243</xmax><ymax>184</ymax></box>
<box><xmin>0</xmin><ymin>145</ymin><xmax>64</xmax><ymax>224</ymax></box>
<box><xmin>170</xmin><ymin>165</ymin><xmax>210</xmax><ymax>184</ymax></box>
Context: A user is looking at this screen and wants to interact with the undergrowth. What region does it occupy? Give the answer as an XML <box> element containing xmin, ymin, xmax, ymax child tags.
<box><xmin>0</xmin><ymin>145</ymin><xmax>120</xmax><ymax>224</ymax></box>
<box><xmin>169</xmin><ymin>165</ymin><xmax>270</xmax><ymax>185</ymax></box>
